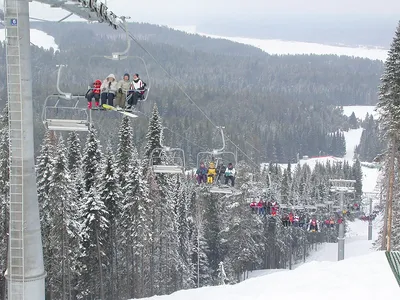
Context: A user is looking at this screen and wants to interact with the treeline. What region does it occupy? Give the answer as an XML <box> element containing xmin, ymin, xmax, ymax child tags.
<box><xmin>0</xmin><ymin>104</ymin><xmax>363</xmax><ymax>299</ymax></box>
<box><xmin>355</xmin><ymin>114</ymin><xmax>383</xmax><ymax>162</ymax></box>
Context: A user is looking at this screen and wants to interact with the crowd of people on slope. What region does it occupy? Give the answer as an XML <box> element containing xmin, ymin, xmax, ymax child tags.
<box><xmin>196</xmin><ymin>161</ymin><xmax>236</xmax><ymax>186</ymax></box>
<box><xmin>85</xmin><ymin>73</ymin><xmax>147</xmax><ymax>110</ymax></box>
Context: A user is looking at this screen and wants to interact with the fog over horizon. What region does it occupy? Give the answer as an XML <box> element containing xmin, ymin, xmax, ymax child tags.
<box><xmin>0</xmin><ymin>0</ymin><xmax>398</xmax><ymax>47</ymax></box>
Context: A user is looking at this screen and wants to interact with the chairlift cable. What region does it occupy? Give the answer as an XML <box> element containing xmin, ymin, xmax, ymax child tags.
<box><xmin>119</xmin><ymin>25</ymin><xmax>259</xmax><ymax>167</ymax></box>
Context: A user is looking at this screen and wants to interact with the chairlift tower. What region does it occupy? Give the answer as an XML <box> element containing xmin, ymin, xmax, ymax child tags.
<box><xmin>363</xmin><ymin>192</ymin><xmax>379</xmax><ymax>241</ymax></box>
<box><xmin>4</xmin><ymin>1</ymin><xmax>124</xmax><ymax>299</ymax></box>
<box><xmin>4</xmin><ymin>0</ymin><xmax>46</xmax><ymax>299</ymax></box>
<box><xmin>330</xmin><ymin>179</ymin><xmax>355</xmax><ymax>261</ymax></box>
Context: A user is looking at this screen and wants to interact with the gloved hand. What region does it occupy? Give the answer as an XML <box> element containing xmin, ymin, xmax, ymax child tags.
<box><xmin>118</xmin><ymin>88</ymin><xmax>123</xmax><ymax>93</ymax></box>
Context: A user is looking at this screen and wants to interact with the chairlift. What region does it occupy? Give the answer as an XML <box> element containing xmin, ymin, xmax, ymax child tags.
<box><xmin>42</xmin><ymin>65</ymin><xmax>90</xmax><ymax>131</ymax></box>
<box><xmin>88</xmin><ymin>18</ymin><xmax>151</xmax><ymax>102</ymax></box>
<box><xmin>196</xmin><ymin>126</ymin><xmax>241</xmax><ymax>195</ymax></box>
<box><xmin>149</xmin><ymin>146</ymin><xmax>185</xmax><ymax>174</ymax></box>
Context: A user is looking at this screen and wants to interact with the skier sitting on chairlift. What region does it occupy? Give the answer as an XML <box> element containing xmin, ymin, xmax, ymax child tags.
<box><xmin>224</xmin><ymin>163</ymin><xmax>236</xmax><ymax>187</ymax></box>
<box><xmin>196</xmin><ymin>162</ymin><xmax>207</xmax><ymax>184</ymax></box>
<box><xmin>216</xmin><ymin>162</ymin><xmax>226</xmax><ymax>183</ymax></box>
<box><xmin>270</xmin><ymin>201</ymin><xmax>279</xmax><ymax>216</ymax></box>
<box><xmin>115</xmin><ymin>73</ymin><xmax>131</xmax><ymax>109</ymax></box>
<box><xmin>86</xmin><ymin>79</ymin><xmax>102</xmax><ymax>110</ymax></box>
<box><xmin>250</xmin><ymin>200</ymin><xmax>257</xmax><ymax>214</ymax></box>
<box><xmin>126</xmin><ymin>73</ymin><xmax>146</xmax><ymax>110</ymax></box>
<box><xmin>100</xmin><ymin>74</ymin><xmax>118</xmax><ymax>108</ymax></box>
<box><xmin>308</xmin><ymin>218</ymin><xmax>319</xmax><ymax>232</ymax></box>
<box><xmin>207</xmin><ymin>161</ymin><xmax>217</xmax><ymax>184</ymax></box>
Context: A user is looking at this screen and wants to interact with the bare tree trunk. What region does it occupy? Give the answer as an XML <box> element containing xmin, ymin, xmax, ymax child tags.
<box><xmin>383</xmin><ymin>143</ymin><xmax>395</xmax><ymax>250</ymax></box>
<box><xmin>96</xmin><ymin>226</ymin><xmax>105</xmax><ymax>300</ymax></box>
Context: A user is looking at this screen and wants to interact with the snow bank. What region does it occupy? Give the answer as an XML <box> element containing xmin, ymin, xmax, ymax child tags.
<box><xmin>139</xmin><ymin>251</ymin><xmax>397</xmax><ymax>300</ymax></box>
<box><xmin>171</xmin><ymin>27</ymin><xmax>388</xmax><ymax>61</ymax></box>
<box><xmin>0</xmin><ymin>28</ymin><xmax>59</xmax><ymax>51</ymax></box>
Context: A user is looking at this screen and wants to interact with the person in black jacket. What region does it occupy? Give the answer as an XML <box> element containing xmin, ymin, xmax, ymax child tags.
<box><xmin>216</xmin><ymin>163</ymin><xmax>226</xmax><ymax>183</ymax></box>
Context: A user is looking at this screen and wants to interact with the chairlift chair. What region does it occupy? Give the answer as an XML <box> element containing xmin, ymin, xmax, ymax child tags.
<box><xmin>149</xmin><ymin>146</ymin><xmax>185</xmax><ymax>174</ymax></box>
<box><xmin>196</xmin><ymin>127</ymin><xmax>241</xmax><ymax>195</ymax></box>
<box><xmin>88</xmin><ymin>18</ymin><xmax>151</xmax><ymax>103</ymax></box>
<box><xmin>42</xmin><ymin>65</ymin><xmax>91</xmax><ymax>131</ymax></box>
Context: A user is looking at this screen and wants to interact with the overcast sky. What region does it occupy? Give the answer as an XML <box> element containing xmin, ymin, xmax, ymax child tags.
<box><xmin>22</xmin><ymin>0</ymin><xmax>400</xmax><ymax>24</ymax></box>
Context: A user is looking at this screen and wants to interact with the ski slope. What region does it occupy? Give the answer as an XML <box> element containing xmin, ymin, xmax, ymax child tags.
<box><xmin>304</xmin><ymin>216</ymin><xmax>382</xmax><ymax>263</ymax></box>
<box><xmin>135</xmin><ymin>214</ymin><xmax>396</xmax><ymax>300</ymax></box>
<box><xmin>138</xmin><ymin>253</ymin><xmax>397</xmax><ymax>300</ymax></box>
<box><xmin>261</xmin><ymin>105</ymin><xmax>381</xmax><ymax>193</ymax></box>
<box><xmin>0</xmin><ymin>28</ymin><xmax>59</xmax><ymax>51</ymax></box>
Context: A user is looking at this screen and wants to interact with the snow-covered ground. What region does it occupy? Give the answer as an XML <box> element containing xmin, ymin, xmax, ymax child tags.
<box><xmin>303</xmin><ymin>216</ymin><xmax>382</xmax><ymax>264</ymax></box>
<box><xmin>138</xmin><ymin>253</ymin><xmax>397</xmax><ymax>300</ymax></box>
<box><xmin>342</xmin><ymin>105</ymin><xmax>378</xmax><ymax>119</ymax></box>
<box><xmin>171</xmin><ymin>26</ymin><xmax>388</xmax><ymax>61</ymax></box>
<box><xmin>0</xmin><ymin>28</ymin><xmax>59</xmax><ymax>51</ymax></box>
<box><xmin>134</xmin><ymin>211</ymin><xmax>395</xmax><ymax>300</ymax></box>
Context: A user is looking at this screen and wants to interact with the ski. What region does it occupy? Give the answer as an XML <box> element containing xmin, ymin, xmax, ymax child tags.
<box><xmin>102</xmin><ymin>104</ymin><xmax>138</xmax><ymax>118</ymax></box>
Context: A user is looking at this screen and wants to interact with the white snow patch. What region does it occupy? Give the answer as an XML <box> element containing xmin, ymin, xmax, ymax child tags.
<box><xmin>342</xmin><ymin>105</ymin><xmax>378</xmax><ymax>119</ymax></box>
<box><xmin>171</xmin><ymin>27</ymin><xmax>388</xmax><ymax>61</ymax></box>
<box><xmin>302</xmin><ymin>216</ymin><xmax>382</xmax><ymax>264</ymax></box>
<box><xmin>0</xmin><ymin>29</ymin><xmax>59</xmax><ymax>51</ymax></box>
<box><xmin>136</xmin><ymin>251</ymin><xmax>397</xmax><ymax>300</ymax></box>
<box><xmin>343</xmin><ymin>128</ymin><xmax>363</xmax><ymax>161</ymax></box>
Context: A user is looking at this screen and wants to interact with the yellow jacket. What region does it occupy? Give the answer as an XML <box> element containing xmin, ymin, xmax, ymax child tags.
<box><xmin>208</xmin><ymin>162</ymin><xmax>216</xmax><ymax>176</ymax></box>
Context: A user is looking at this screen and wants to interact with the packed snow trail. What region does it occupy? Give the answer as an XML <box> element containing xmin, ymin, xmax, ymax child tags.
<box><xmin>302</xmin><ymin>216</ymin><xmax>382</xmax><ymax>264</ymax></box>
<box><xmin>138</xmin><ymin>251</ymin><xmax>397</xmax><ymax>300</ymax></box>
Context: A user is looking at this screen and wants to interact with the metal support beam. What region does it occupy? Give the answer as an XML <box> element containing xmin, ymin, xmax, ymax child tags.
<box><xmin>330</xmin><ymin>179</ymin><xmax>355</xmax><ymax>261</ymax></box>
<box><xmin>34</xmin><ymin>0</ymin><xmax>122</xmax><ymax>28</ymax></box>
<box><xmin>368</xmin><ymin>195</ymin><xmax>373</xmax><ymax>241</ymax></box>
<box><xmin>5</xmin><ymin>0</ymin><xmax>46</xmax><ymax>299</ymax></box>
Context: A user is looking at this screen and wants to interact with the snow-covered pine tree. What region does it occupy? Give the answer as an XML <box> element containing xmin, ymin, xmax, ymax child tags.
<box><xmin>143</xmin><ymin>104</ymin><xmax>164</xmax><ymax>168</ymax></box>
<box><xmin>0</xmin><ymin>105</ymin><xmax>8</xmax><ymax>297</ymax></box>
<box><xmin>77</xmin><ymin>185</ymin><xmax>109</xmax><ymax>300</ymax></box>
<box><xmin>151</xmin><ymin>174</ymin><xmax>180</xmax><ymax>294</ymax></box>
<box><xmin>36</xmin><ymin>130</ymin><xmax>57</xmax><ymax>214</ymax></box>
<box><xmin>191</xmin><ymin>219</ymin><xmax>212</xmax><ymax>287</ymax></box>
<box><xmin>119</xmin><ymin>146</ymin><xmax>151</xmax><ymax>299</ymax></box>
<box><xmin>116</xmin><ymin>116</ymin><xmax>133</xmax><ymax>190</ymax></box>
<box><xmin>82</xmin><ymin>128</ymin><xmax>102</xmax><ymax>192</ymax></box>
<box><xmin>376</xmin><ymin>21</ymin><xmax>400</xmax><ymax>249</ymax></box>
<box><xmin>97</xmin><ymin>147</ymin><xmax>122</xmax><ymax>299</ymax></box>
<box><xmin>66</xmin><ymin>131</ymin><xmax>82</xmax><ymax>177</ymax></box>
<box><xmin>176</xmin><ymin>179</ymin><xmax>195</xmax><ymax>290</ymax></box>
<box><xmin>46</xmin><ymin>137</ymin><xmax>79</xmax><ymax>299</ymax></box>
<box><xmin>348</xmin><ymin>112</ymin><xmax>359</xmax><ymax>129</ymax></box>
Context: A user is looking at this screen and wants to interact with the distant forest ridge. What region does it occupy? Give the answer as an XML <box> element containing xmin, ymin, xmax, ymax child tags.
<box><xmin>195</xmin><ymin>14</ymin><xmax>398</xmax><ymax>48</ymax></box>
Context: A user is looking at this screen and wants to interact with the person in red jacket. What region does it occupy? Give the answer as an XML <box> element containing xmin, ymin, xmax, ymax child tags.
<box><xmin>86</xmin><ymin>79</ymin><xmax>102</xmax><ymax>109</ymax></box>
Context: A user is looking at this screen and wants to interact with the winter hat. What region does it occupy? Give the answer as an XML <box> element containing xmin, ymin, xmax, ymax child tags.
<box><xmin>123</xmin><ymin>73</ymin><xmax>130</xmax><ymax>79</ymax></box>
<box><xmin>107</xmin><ymin>74</ymin><xmax>116</xmax><ymax>80</ymax></box>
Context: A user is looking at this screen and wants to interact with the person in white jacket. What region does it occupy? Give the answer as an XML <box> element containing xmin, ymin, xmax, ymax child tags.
<box><xmin>126</xmin><ymin>73</ymin><xmax>147</xmax><ymax>110</ymax></box>
<box><xmin>100</xmin><ymin>74</ymin><xmax>117</xmax><ymax>107</ymax></box>
<box><xmin>224</xmin><ymin>163</ymin><xmax>236</xmax><ymax>187</ymax></box>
